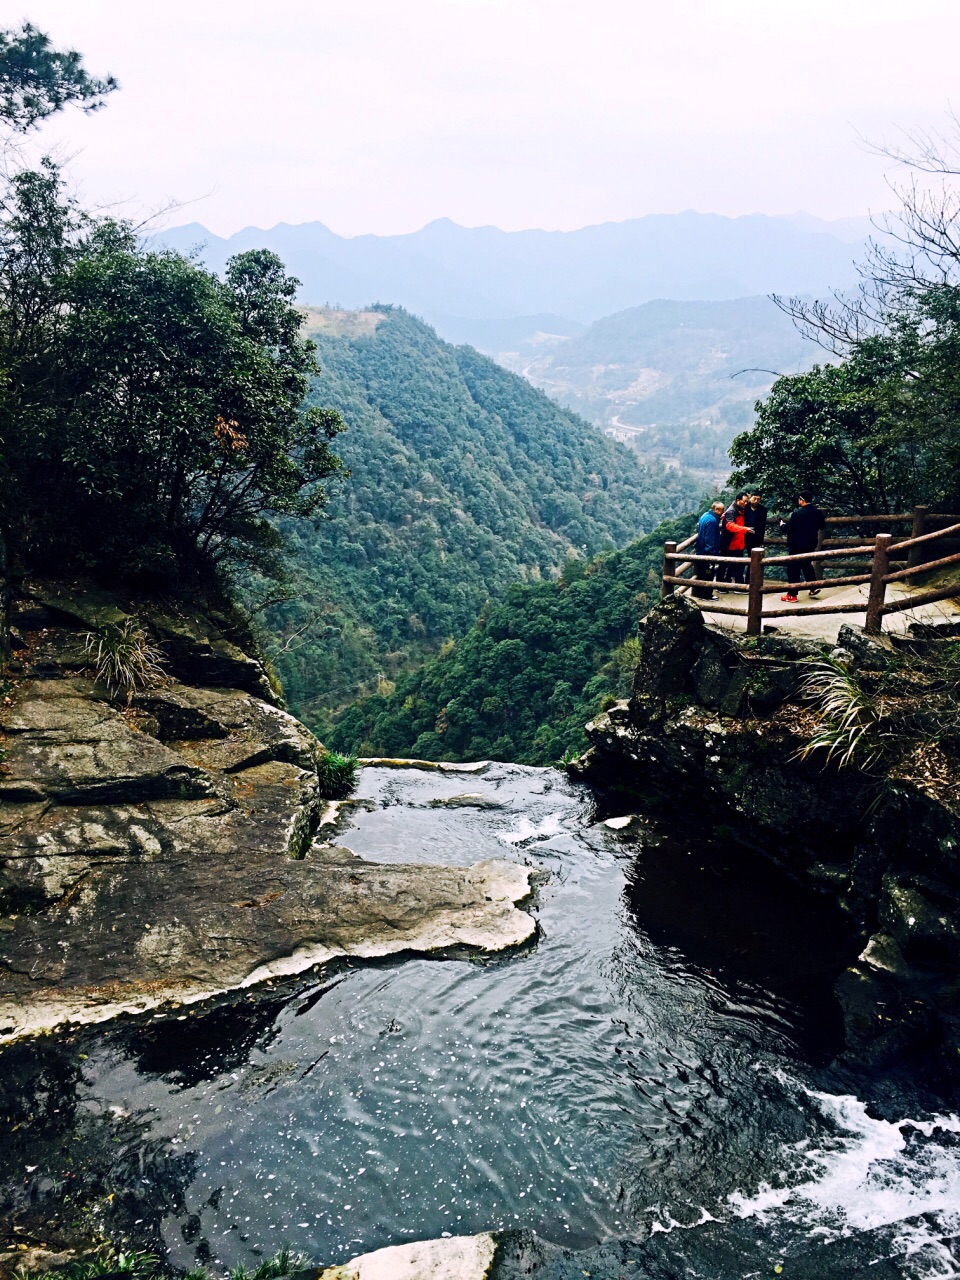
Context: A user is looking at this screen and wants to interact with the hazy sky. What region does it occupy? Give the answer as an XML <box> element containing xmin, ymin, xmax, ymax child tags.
<box><xmin>17</xmin><ymin>0</ymin><xmax>960</xmax><ymax>236</ymax></box>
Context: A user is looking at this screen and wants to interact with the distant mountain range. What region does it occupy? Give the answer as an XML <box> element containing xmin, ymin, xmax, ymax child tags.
<box><xmin>155</xmin><ymin>211</ymin><xmax>870</xmax><ymax>330</ymax></box>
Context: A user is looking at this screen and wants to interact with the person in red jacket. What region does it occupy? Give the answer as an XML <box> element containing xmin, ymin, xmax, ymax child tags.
<box><xmin>718</xmin><ymin>492</ymin><xmax>750</xmax><ymax>586</ymax></box>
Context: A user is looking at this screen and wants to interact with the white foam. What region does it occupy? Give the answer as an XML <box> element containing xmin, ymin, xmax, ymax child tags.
<box><xmin>730</xmin><ymin>1087</ymin><xmax>960</xmax><ymax>1250</ymax></box>
<box><xmin>499</xmin><ymin>813</ymin><xmax>565</xmax><ymax>845</ymax></box>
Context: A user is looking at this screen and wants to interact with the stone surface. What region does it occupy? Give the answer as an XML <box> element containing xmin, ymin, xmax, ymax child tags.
<box><xmin>631</xmin><ymin>593</ymin><xmax>704</xmax><ymax>707</ymax></box>
<box><xmin>318</xmin><ymin>1232</ymin><xmax>497</xmax><ymax>1280</ymax></box>
<box><xmin>575</xmin><ymin>597</ymin><xmax>960</xmax><ymax>1080</ymax></box>
<box><xmin>836</xmin><ymin>623</ymin><xmax>897</xmax><ymax>671</ymax></box>
<box><xmin>428</xmin><ymin>793</ymin><xmax>503</xmax><ymax>810</ymax></box>
<box><xmin>0</xmin><ymin>588</ymin><xmax>537</xmax><ymax>1043</ymax></box>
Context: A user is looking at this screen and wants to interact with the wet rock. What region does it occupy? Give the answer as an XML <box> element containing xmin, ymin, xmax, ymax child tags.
<box><xmin>359</xmin><ymin>758</ymin><xmax>490</xmax><ymax>773</ymax></box>
<box><xmin>691</xmin><ymin>640</ymin><xmax>731</xmax><ymax>709</ymax></box>
<box><xmin>32</xmin><ymin>582</ymin><xmax>130</xmax><ymax>632</ymax></box>
<box><xmin>879</xmin><ymin>877</ymin><xmax>960</xmax><ymax>966</ymax></box>
<box><xmin>136</xmin><ymin>686</ymin><xmax>321</xmax><ymax>774</ymax></box>
<box><xmin>1</xmin><ymin>588</ymin><xmax>538</xmax><ymax>1043</ymax></box>
<box><xmin>0</xmin><ymin>680</ymin><xmax>214</xmax><ymax>805</ymax></box>
<box><xmin>148</xmin><ymin>608</ymin><xmax>275</xmax><ymax>702</ymax></box>
<box><xmin>835</xmin><ymin>960</ymin><xmax>934</xmax><ymax>1069</ymax></box>
<box><xmin>0</xmin><ymin>854</ymin><xmax>535</xmax><ymax>1040</ymax></box>
<box><xmin>428</xmin><ymin>793</ymin><xmax>503</xmax><ymax>810</ymax></box>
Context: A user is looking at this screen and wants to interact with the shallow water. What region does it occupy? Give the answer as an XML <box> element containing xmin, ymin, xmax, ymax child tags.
<box><xmin>4</xmin><ymin>763</ymin><xmax>960</xmax><ymax>1276</ymax></box>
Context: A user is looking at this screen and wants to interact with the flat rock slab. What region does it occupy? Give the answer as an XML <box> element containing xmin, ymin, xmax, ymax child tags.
<box><xmin>0</xmin><ymin>854</ymin><xmax>534</xmax><ymax>1041</ymax></box>
<box><xmin>318</xmin><ymin>1233</ymin><xmax>497</xmax><ymax>1280</ymax></box>
<box><xmin>1</xmin><ymin>603</ymin><xmax>537</xmax><ymax>1044</ymax></box>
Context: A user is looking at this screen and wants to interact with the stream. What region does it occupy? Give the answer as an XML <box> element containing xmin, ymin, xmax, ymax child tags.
<box><xmin>4</xmin><ymin>762</ymin><xmax>960</xmax><ymax>1277</ymax></box>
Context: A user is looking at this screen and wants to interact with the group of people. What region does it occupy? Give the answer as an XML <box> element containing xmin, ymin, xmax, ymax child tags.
<box><xmin>692</xmin><ymin>490</ymin><xmax>827</xmax><ymax>603</ymax></box>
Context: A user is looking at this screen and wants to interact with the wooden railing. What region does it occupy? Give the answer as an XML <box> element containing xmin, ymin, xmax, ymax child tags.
<box><xmin>662</xmin><ymin>507</ymin><xmax>960</xmax><ymax>636</ymax></box>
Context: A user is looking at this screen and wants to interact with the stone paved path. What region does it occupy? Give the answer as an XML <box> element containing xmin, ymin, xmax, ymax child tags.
<box><xmin>698</xmin><ymin>573</ymin><xmax>960</xmax><ymax>641</ymax></box>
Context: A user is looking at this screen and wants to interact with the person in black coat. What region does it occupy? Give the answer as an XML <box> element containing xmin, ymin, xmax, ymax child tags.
<box><xmin>781</xmin><ymin>491</ymin><xmax>826</xmax><ymax>601</ymax></box>
<box><xmin>745</xmin><ymin>491</ymin><xmax>768</xmax><ymax>545</ymax></box>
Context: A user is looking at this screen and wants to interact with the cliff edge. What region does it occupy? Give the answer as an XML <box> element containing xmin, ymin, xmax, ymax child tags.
<box><xmin>0</xmin><ymin>581</ymin><xmax>536</xmax><ymax>1043</ymax></box>
<box><xmin>572</xmin><ymin>594</ymin><xmax>960</xmax><ymax>1084</ymax></box>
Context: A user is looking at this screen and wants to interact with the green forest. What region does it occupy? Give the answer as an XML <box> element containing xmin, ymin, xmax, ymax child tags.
<box><xmin>265</xmin><ymin>307</ymin><xmax>701</xmax><ymax>733</ymax></box>
<box><xmin>327</xmin><ymin>514</ymin><xmax>694</xmax><ymax>764</ymax></box>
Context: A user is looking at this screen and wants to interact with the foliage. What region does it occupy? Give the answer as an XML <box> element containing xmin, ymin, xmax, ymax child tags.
<box><xmin>265</xmin><ymin>308</ymin><xmax>701</xmax><ymax>732</ymax></box>
<box><xmin>16</xmin><ymin>1247</ymin><xmax>157</xmax><ymax>1280</ymax></box>
<box><xmin>729</xmin><ymin>315</ymin><xmax>960</xmax><ymax>516</ymax></box>
<box><xmin>14</xmin><ymin>1246</ymin><xmax>309</xmax><ymax>1280</ymax></box>
<box><xmin>0</xmin><ymin>166</ymin><xmax>345</xmax><ymax>585</ymax></box>
<box><xmin>797</xmin><ymin>656</ymin><xmax>883</xmax><ymax>770</ymax></box>
<box><xmin>326</xmin><ymin>516</ymin><xmax>694</xmax><ymax>764</ymax></box>
<box><xmin>85</xmin><ymin>619</ymin><xmax>166</xmax><ymax>704</ymax></box>
<box><xmin>227</xmin><ymin>1245</ymin><xmax>309</xmax><ymax>1280</ymax></box>
<box><xmin>316</xmin><ymin>750</ymin><xmax>359</xmax><ymax>799</ymax></box>
<box><xmin>0</xmin><ymin>22</ymin><xmax>116</xmax><ymax>134</ymax></box>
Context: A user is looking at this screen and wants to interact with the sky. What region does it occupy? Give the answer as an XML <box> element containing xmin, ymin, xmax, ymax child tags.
<box><xmin>17</xmin><ymin>0</ymin><xmax>960</xmax><ymax>237</ymax></box>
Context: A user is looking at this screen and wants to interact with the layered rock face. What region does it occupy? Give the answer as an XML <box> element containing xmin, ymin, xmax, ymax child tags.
<box><xmin>572</xmin><ymin>596</ymin><xmax>960</xmax><ymax>1081</ymax></box>
<box><xmin>0</xmin><ymin>584</ymin><xmax>535</xmax><ymax>1042</ymax></box>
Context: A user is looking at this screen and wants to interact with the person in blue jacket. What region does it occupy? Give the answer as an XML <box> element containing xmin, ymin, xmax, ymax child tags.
<box><xmin>693</xmin><ymin>500</ymin><xmax>726</xmax><ymax>598</ymax></box>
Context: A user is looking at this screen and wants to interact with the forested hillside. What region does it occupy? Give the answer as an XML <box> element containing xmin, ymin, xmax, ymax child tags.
<box><xmin>266</xmin><ymin>308</ymin><xmax>700</xmax><ymax>733</ymax></box>
<box><xmin>327</xmin><ymin>516</ymin><xmax>694</xmax><ymax>764</ymax></box>
<box><xmin>508</xmin><ymin>296</ymin><xmax>816</xmax><ymax>476</ymax></box>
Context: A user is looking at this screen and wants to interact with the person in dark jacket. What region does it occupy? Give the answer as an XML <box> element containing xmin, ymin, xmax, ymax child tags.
<box><xmin>781</xmin><ymin>491</ymin><xmax>826</xmax><ymax>601</ymax></box>
<box><xmin>693</xmin><ymin>500</ymin><xmax>725</xmax><ymax>598</ymax></box>
<box><xmin>719</xmin><ymin>493</ymin><xmax>750</xmax><ymax>585</ymax></box>
<box><xmin>745</xmin><ymin>491</ymin><xmax>768</xmax><ymax>545</ymax></box>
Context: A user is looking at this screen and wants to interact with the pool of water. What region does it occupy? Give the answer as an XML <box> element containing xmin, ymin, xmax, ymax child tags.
<box><xmin>4</xmin><ymin>763</ymin><xmax>960</xmax><ymax>1277</ymax></box>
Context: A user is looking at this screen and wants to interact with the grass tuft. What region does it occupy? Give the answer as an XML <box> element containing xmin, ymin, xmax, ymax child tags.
<box><xmin>228</xmin><ymin>1246</ymin><xmax>309</xmax><ymax>1280</ymax></box>
<box><xmin>16</xmin><ymin>1247</ymin><xmax>159</xmax><ymax>1280</ymax></box>
<box><xmin>85</xmin><ymin>618</ymin><xmax>165</xmax><ymax>704</ymax></box>
<box><xmin>317</xmin><ymin>750</ymin><xmax>359</xmax><ymax>799</ymax></box>
<box><xmin>797</xmin><ymin>655</ymin><xmax>883</xmax><ymax>770</ymax></box>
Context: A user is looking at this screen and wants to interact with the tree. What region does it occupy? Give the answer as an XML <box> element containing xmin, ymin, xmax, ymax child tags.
<box><xmin>0</xmin><ymin>24</ymin><xmax>117</xmax><ymax>650</ymax></box>
<box><xmin>0</xmin><ymin>22</ymin><xmax>116</xmax><ymax>135</ymax></box>
<box><xmin>15</xmin><ymin>213</ymin><xmax>346</xmax><ymax>580</ymax></box>
<box><xmin>0</xmin><ymin>25</ymin><xmax>345</xmax><ymax>617</ymax></box>
<box><xmin>732</xmin><ymin>119</ymin><xmax>960</xmax><ymax>517</ymax></box>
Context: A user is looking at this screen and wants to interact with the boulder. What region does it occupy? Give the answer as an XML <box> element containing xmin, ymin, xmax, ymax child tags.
<box><xmin>879</xmin><ymin>876</ymin><xmax>960</xmax><ymax>966</ymax></box>
<box><xmin>0</xmin><ymin>681</ymin><xmax>213</xmax><ymax>805</ymax></box>
<box><xmin>836</xmin><ymin>623</ymin><xmax>897</xmax><ymax>671</ymax></box>
<box><xmin>631</xmin><ymin>595</ymin><xmax>705</xmax><ymax>710</ymax></box>
<box><xmin>148</xmin><ymin>608</ymin><xmax>275</xmax><ymax>702</ymax></box>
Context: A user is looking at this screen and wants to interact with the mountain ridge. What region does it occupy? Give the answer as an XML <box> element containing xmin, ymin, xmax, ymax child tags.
<box><xmin>155</xmin><ymin>211</ymin><xmax>865</xmax><ymax>329</ymax></box>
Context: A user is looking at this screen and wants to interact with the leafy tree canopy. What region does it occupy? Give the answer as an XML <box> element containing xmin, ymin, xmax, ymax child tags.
<box><xmin>326</xmin><ymin>515</ymin><xmax>695</xmax><ymax>765</ymax></box>
<box><xmin>1</xmin><ymin>162</ymin><xmax>345</xmax><ymax>585</ymax></box>
<box><xmin>263</xmin><ymin>307</ymin><xmax>702</xmax><ymax>733</ymax></box>
<box><xmin>729</xmin><ymin>298</ymin><xmax>960</xmax><ymax>516</ymax></box>
<box><xmin>0</xmin><ymin>21</ymin><xmax>116</xmax><ymax>133</ymax></box>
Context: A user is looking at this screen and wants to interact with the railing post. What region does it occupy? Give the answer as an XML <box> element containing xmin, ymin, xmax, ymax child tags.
<box><xmin>865</xmin><ymin>532</ymin><xmax>893</xmax><ymax>635</ymax></box>
<box><xmin>907</xmin><ymin>505</ymin><xmax>929</xmax><ymax>569</ymax></box>
<box><xmin>661</xmin><ymin>541</ymin><xmax>677</xmax><ymax>599</ymax></box>
<box><xmin>746</xmin><ymin>547</ymin><xmax>765</xmax><ymax>636</ymax></box>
